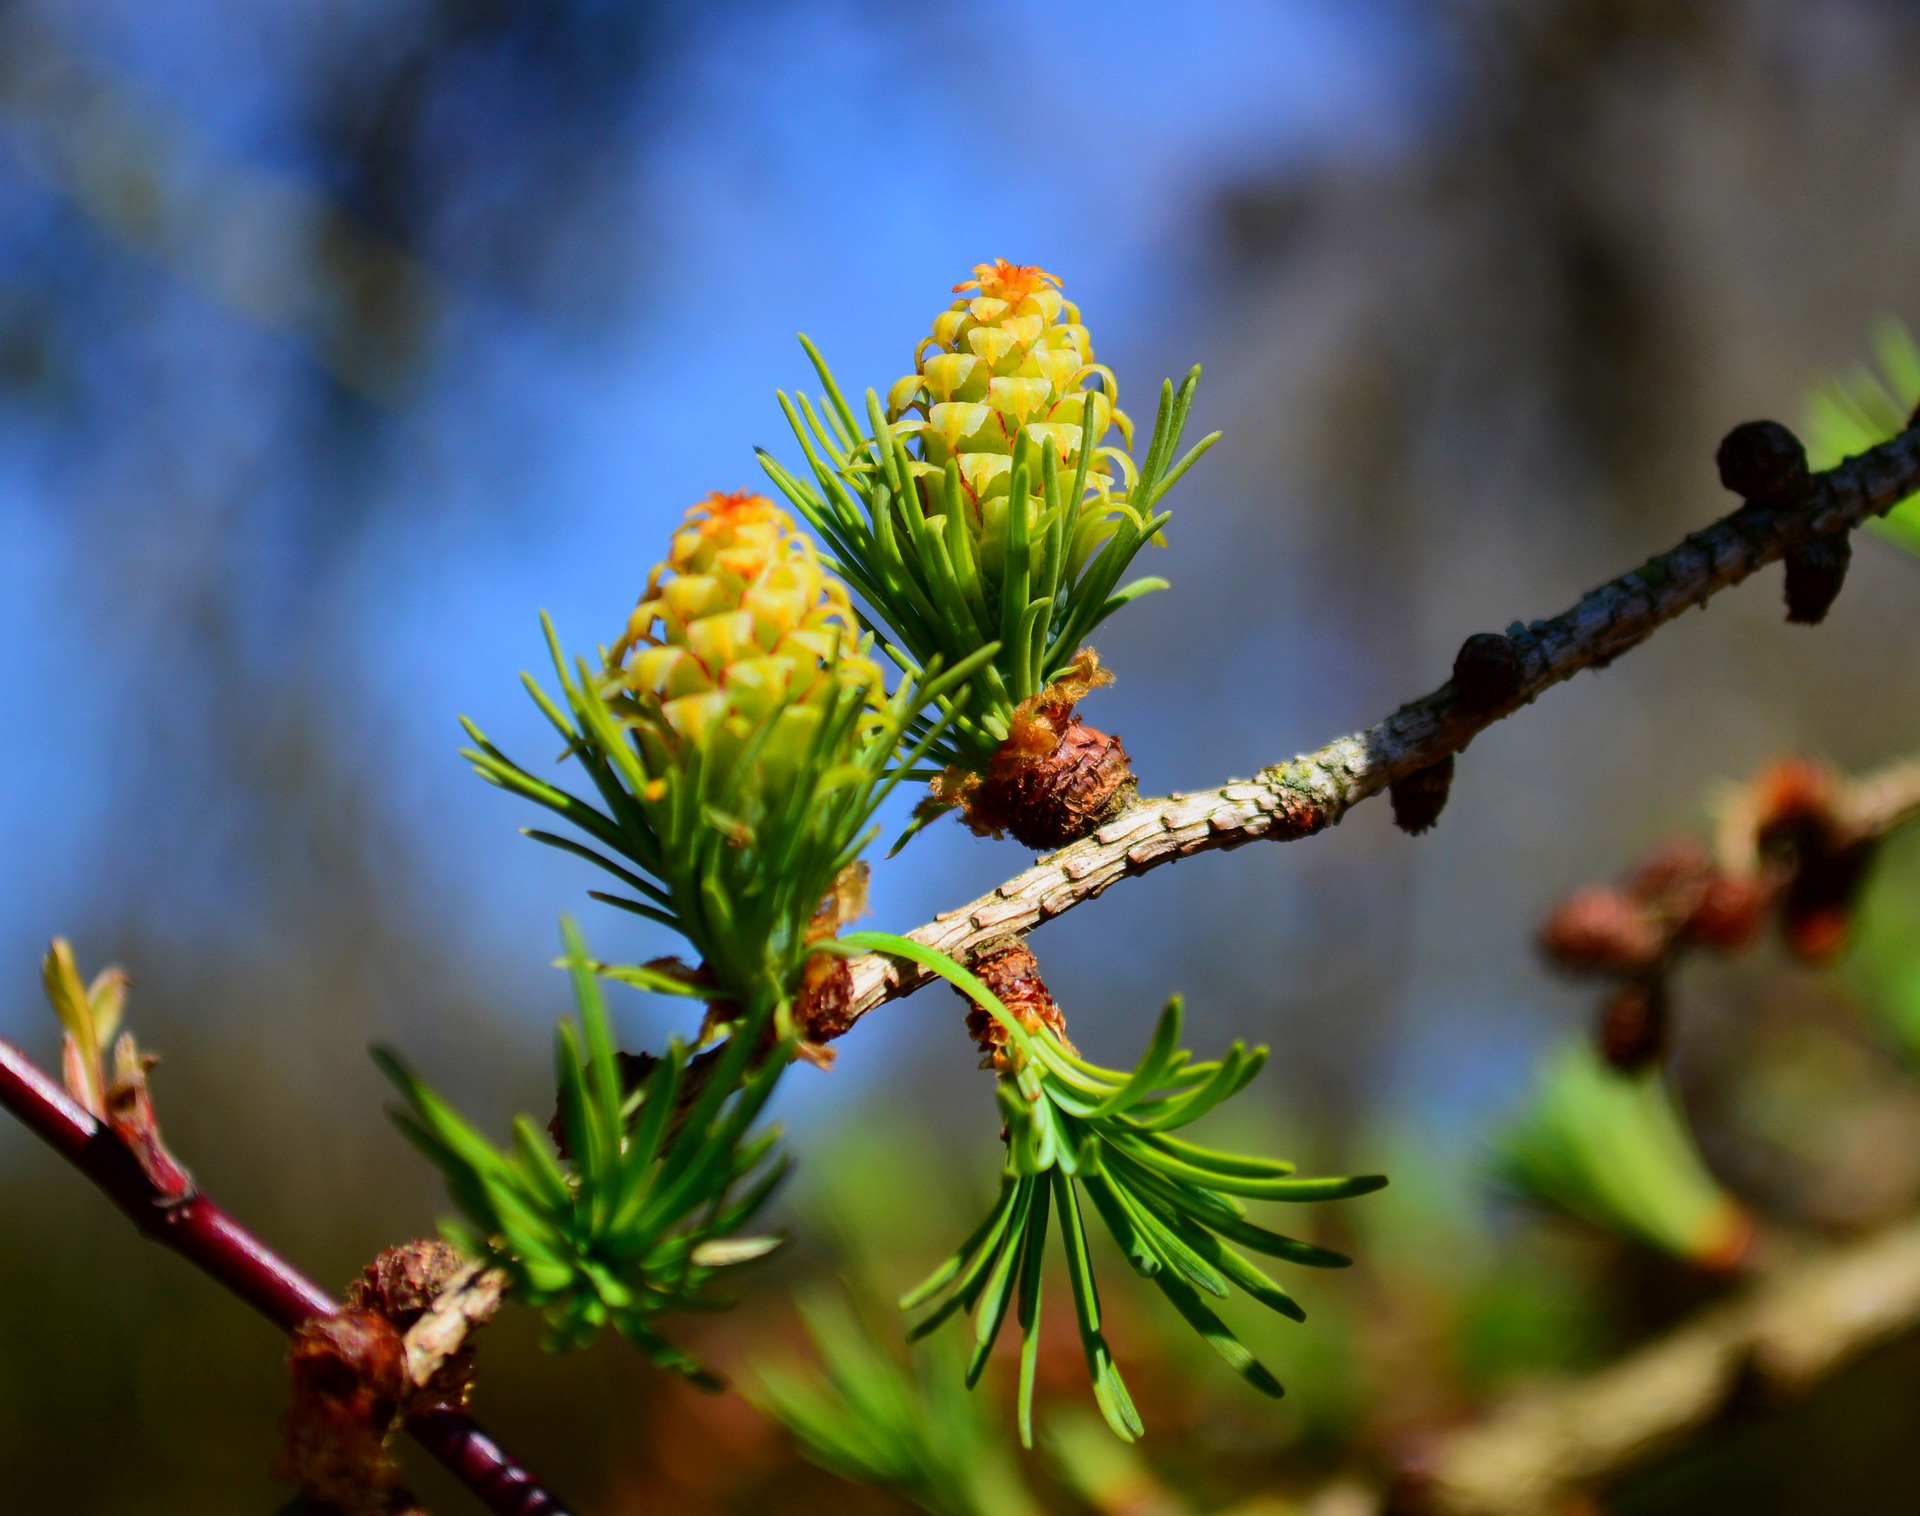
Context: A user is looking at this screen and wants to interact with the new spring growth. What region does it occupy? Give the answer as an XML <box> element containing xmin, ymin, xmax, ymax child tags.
<box><xmin>461</xmin><ymin>489</ymin><xmax>987</xmax><ymax>1028</ymax></box>
<box><xmin>41</xmin><ymin>939</ymin><xmax>190</xmax><ymax>1199</ymax></box>
<box><xmin>1499</xmin><ymin>1043</ymin><xmax>1753</xmax><ymax>1273</ymax></box>
<box><xmin>389</xmin><ymin>492</ymin><xmax>992</xmax><ymax>1371</ymax></box>
<box><xmin>377</xmin><ymin>922</ymin><xmax>787</xmax><ymax>1376</ymax></box>
<box><xmin>605</xmin><ymin>489</ymin><xmax>888</xmax><ymax>789</ymax></box>
<box><xmin>849</xmin><ymin>932</ymin><xmax>1386</xmax><ymax>1446</ymax></box>
<box><xmin>760</xmin><ymin>260</ymin><xmax>1219</xmax><ymax>850</ymax></box>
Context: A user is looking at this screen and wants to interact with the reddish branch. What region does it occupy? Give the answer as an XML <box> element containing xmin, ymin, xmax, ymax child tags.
<box><xmin>843</xmin><ymin>418</ymin><xmax>1920</xmax><ymax>1026</ymax></box>
<box><xmin>0</xmin><ymin>1035</ymin><xmax>571</xmax><ymax>1516</ymax></box>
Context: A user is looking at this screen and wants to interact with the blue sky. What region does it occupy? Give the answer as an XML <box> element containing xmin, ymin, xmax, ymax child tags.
<box><xmin>0</xmin><ymin>1</ymin><xmax>1444</xmax><ymax>1109</ymax></box>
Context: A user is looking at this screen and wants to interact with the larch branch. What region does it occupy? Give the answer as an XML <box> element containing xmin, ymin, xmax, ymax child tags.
<box><xmin>1839</xmin><ymin>754</ymin><xmax>1920</xmax><ymax>839</ymax></box>
<box><xmin>844</xmin><ymin>420</ymin><xmax>1920</xmax><ymax>1023</ymax></box>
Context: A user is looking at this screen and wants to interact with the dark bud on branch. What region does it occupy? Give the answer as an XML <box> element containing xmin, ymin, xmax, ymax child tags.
<box><xmin>349</xmin><ymin>1241</ymin><xmax>486</xmax><ymax>1414</ymax></box>
<box><xmin>1598</xmin><ymin>977</ymin><xmax>1669</xmax><ymax>1073</ymax></box>
<box><xmin>278</xmin><ymin>1242</ymin><xmax>503</xmax><ymax>1512</ymax></box>
<box><xmin>1390</xmin><ymin>755</ymin><xmax>1455</xmax><ymax>836</ymax></box>
<box><xmin>350</xmin><ymin>1241</ymin><xmax>470</xmax><ymax>1328</ymax></box>
<box><xmin>1744</xmin><ymin>760</ymin><xmax>1875</xmax><ymax>962</ymax></box>
<box><xmin>794</xmin><ymin>953</ymin><xmax>857</xmax><ymax>1049</ymax></box>
<box><xmin>1626</xmin><ymin>838</ymin><xmax>1716</xmax><ymax>923</ymax></box>
<box><xmin>1620</xmin><ymin>838</ymin><xmax>1773</xmax><ymax>954</ymax></box>
<box><xmin>1783</xmin><ymin>532</ymin><xmax>1853</xmax><ymax>626</ymax></box>
<box><xmin>795</xmin><ymin>863</ymin><xmax>868</xmax><ymax>1056</ymax></box>
<box><xmin>952</xmin><ymin>650</ymin><xmax>1135</xmax><ymax>851</ymax></box>
<box><xmin>1715</xmin><ymin>420</ymin><xmax>1808</xmax><ymax>503</ymax></box>
<box><xmin>1753</xmin><ymin>759</ymin><xmax>1842</xmax><ymax>859</ymax></box>
<box><xmin>1452</xmin><ymin>631</ymin><xmax>1524</xmax><ymax>709</ymax></box>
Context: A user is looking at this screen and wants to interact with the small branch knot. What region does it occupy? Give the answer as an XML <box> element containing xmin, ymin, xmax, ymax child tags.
<box><xmin>1715</xmin><ymin>420</ymin><xmax>1808</xmax><ymax>502</ymax></box>
<box><xmin>1451</xmin><ymin>632</ymin><xmax>1523</xmax><ymax>709</ymax></box>
<box><xmin>1783</xmin><ymin>532</ymin><xmax>1853</xmax><ymax>625</ymax></box>
<box><xmin>1389</xmin><ymin>755</ymin><xmax>1455</xmax><ymax>836</ymax></box>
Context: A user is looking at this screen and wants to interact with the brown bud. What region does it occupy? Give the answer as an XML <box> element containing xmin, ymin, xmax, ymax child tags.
<box><xmin>1627</xmin><ymin>838</ymin><xmax>1716</xmax><ymax>920</ymax></box>
<box><xmin>1684</xmin><ymin>872</ymin><xmax>1769</xmax><ymax>951</ymax></box>
<box><xmin>1752</xmin><ymin>758</ymin><xmax>1843</xmax><ymax>860</ymax></box>
<box><xmin>1389</xmin><ymin>755</ymin><xmax>1455</xmax><ymax>836</ymax></box>
<box><xmin>1452</xmin><ymin>632</ymin><xmax>1523</xmax><ymax>709</ymax></box>
<box><xmin>289</xmin><ymin>1311</ymin><xmax>409</xmax><ymax>1408</ymax></box>
<box><xmin>1598</xmin><ymin>978</ymin><xmax>1669</xmax><ymax>1073</ymax></box>
<box><xmin>1540</xmin><ymin>887</ymin><xmax>1665</xmax><ymax>974</ymax></box>
<box><xmin>965</xmin><ymin>716</ymin><xmax>1135</xmax><ymax>851</ymax></box>
<box><xmin>793</xmin><ymin>952</ymin><xmax>856</xmax><ymax>1045</ymax></box>
<box><xmin>1783</xmin><ymin>532</ymin><xmax>1853</xmax><ymax>625</ymax></box>
<box><xmin>349</xmin><ymin>1240</ymin><xmax>491</xmax><ymax>1417</ymax></box>
<box><xmin>957</xmin><ymin>651</ymin><xmax>1133</xmax><ymax>850</ymax></box>
<box><xmin>960</xmin><ymin>939</ymin><xmax>1074</xmax><ymax>1072</ymax></box>
<box><xmin>1715</xmin><ymin>420</ymin><xmax>1807</xmax><ymax>501</ymax></box>
<box><xmin>276</xmin><ymin>1311</ymin><xmax>411</xmax><ymax>1511</ymax></box>
<box><xmin>350</xmin><ymin>1241</ymin><xmax>470</xmax><ymax>1329</ymax></box>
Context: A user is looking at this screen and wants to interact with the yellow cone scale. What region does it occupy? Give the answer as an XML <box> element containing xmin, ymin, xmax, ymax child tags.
<box><xmin>608</xmin><ymin>491</ymin><xmax>883</xmax><ymax>786</ymax></box>
<box><xmin>887</xmin><ymin>261</ymin><xmax>1135</xmax><ymax>577</ymax></box>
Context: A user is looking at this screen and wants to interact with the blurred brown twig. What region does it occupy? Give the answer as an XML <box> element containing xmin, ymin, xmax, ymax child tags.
<box><xmin>1394</xmin><ymin>1215</ymin><xmax>1920</xmax><ymax>1516</ymax></box>
<box><xmin>1540</xmin><ymin>753</ymin><xmax>1920</xmax><ymax>1068</ymax></box>
<box><xmin>1284</xmin><ymin>751</ymin><xmax>1920</xmax><ymax>1515</ymax></box>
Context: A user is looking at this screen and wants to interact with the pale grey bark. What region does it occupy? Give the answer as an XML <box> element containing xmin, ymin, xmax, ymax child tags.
<box><xmin>846</xmin><ymin>423</ymin><xmax>1920</xmax><ymax>1026</ymax></box>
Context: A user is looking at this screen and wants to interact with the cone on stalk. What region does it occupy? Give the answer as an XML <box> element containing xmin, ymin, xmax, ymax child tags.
<box><xmin>463</xmin><ymin>488</ymin><xmax>983</xmax><ymax>1029</ymax></box>
<box><xmin>759</xmin><ymin>260</ymin><xmax>1220</xmax><ymax>851</ymax></box>
<box><xmin>377</xmin><ymin>491</ymin><xmax>990</xmax><ymax>1374</ymax></box>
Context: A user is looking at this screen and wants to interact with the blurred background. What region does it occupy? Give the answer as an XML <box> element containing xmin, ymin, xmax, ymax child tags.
<box><xmin>5</xmin><ymin>1</ymin><xmax>1920</xmax><ymax>1511</ymax></box>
